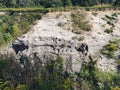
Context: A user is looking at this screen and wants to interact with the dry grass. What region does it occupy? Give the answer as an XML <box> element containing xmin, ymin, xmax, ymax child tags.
<box><xmin>71</xmin><ymin>10</ymin><xmax>92</xmax><ymax>34</ymax></box>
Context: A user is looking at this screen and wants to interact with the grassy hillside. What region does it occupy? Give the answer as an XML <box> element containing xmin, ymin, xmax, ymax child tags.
<box><xmin>0</xmin><ymin>10</ymin><xmax>47</xmax><ymax>48</ymax></box>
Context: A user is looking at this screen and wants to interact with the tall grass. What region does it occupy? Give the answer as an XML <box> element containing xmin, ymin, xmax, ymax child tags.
<box><xmin>71</xmin><ymin>10</ymin><xmax>92</xmax><ymax>34</ymax></box>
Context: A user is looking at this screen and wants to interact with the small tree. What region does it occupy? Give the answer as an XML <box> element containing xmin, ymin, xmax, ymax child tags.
<box><xmin>61</xmin><ymin>0</ymin><xmax>72</xmax><ymax>7</ymax></box>
<box><xmin>114</xmin><ymin>0</ymin><xmax>120</xmax><ymax>6</ymax></box>
<box><xmin>39</xmin><ymin>0</ymin><xmax>63</xmax><ymax>7</ymax></box>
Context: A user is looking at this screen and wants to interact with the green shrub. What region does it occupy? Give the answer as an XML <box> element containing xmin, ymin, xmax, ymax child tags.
<box><xmin>104</xmin><ymin>28</ymin><xmax>113</xmax><ymax>34</ymax></box>
<box><xmin>105</xmin><ymin>15</ymin><xmax>116</xmax><ymax>21</ymax></box>
<box><xmin>16</xmin><ymin>84</ymin><xmax>29</xmax><ymax>90</ymax></box>
<box><xmin>106</xmin><ymin>43</ymin><xmax>118</xmax><ymax>51</ymax></box>
<box><xmin>0</xmin><ymin>35</ymin><xmax>6</xmax><ymax>46</ymax></box>
<box><xmin>4</xmin><ymin>33</ymin><xmax>12</xmax><ymax>42</ymax></box>
<box><xmin>107</xmin><ymin>21</ymin><xmax>114</xmax><ymax>26</ymax></box>
<box><xmin>102</xmin><ymin>50</ymin><xmax>115</xmax><ymax>58</ymax></box>
<box><xmin>12</xmin><ymin>23</ymin><xmax>20</xmax><ymax>37</ymax></box>
<box><xmin>101</xmin><ymin>40</ymin><xmax>120</xmax><ymax>58</ymax></box>
<box><xmin>0</xmin><ymin>81</ymin><xmax>11</xmax><ymax>90</ymax></box>
<box><xmin>0</xmin><ymin>23</ymin><xmax>8</xmax><ymax>33</ymax></box>
<box><xmin>112</xmin><ymin>13</ymin><xmax>118</xmax><ymax>17</ymax></box>
<box><xmin>95</xmin><ymin>71</ymin><xmax>115</xmax><ymax>82</ymax></box>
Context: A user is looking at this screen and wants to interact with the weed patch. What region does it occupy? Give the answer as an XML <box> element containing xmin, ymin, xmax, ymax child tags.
<box><xmin>101</xmin><ymin>39</ymin><xmax>120</xmax><ymax>59</ymax></box>
<box><xmin>71</xmin><ymin>10</ymin><xmax>92</xmax><ymax>34</ymax></box>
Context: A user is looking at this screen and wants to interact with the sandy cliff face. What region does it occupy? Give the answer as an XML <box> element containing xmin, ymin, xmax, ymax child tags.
<box><xmin>1</xmin><ymin>12</ymin><xmax>89</xmax><ymax>73</ymax></box>
<box><xmin>86</xmin><ymin>11</ymin><xmax>120</xmax><ymax>72</ymax></box>
<box><xmin>1</xmin><ymin>11</ymin><xmax>120</xmax><ymax>72</ymax></box>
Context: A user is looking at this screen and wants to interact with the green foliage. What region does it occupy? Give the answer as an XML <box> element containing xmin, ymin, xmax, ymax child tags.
<box><xmin>106</xmin><ymin>43</ymin><xmax>118</xmax><ymax>51</ymax></box>
<box><xmin>61</xmin><ymin>0</ymin><xmax>72</xmax><ymax>7</ymax></box>
<box><xmin>0</xmin><ymin>23</ymin><xmax>8</xmax><ymax>33</ymax></box>
<box><xmin>104</xmin><ymin>28</ymin><xmax>113</xmax><ymax>34</ymax></box>
<box><xmin>76</xmin><ymin>58</ymin><xmax>120</xmax><ymax>90</ymax></box>
<box><xmin>114</xmin><ymin>0</ymin><xmax>120</xmax><ymax>6</ymax></box>
<box><xmin>11</xmin><ymin>23</ymin><xmax>20</xmax><ymax>37</ymax></box>
<box><xmin>112</xmin><ymin>13</ymin><xmax>118</xmax><ymax>17</ymax></box>
<box><xmin>95</xmin><ymin>71</ymin><xmax>117</xmax><ymax>82</ymax></box>
<box><xmin>105</xmin><ymin>15</ymin><xmax>116</xmax><ymax>21</ymax></box>
<box><xmin>33</xmin><ymin>56</ymin><xmax>74</xmax><ymax>90</ymax></box>
<box><xmin>103</xmin><ymin>13</ymin><xmax>119</xmax><ymax>34</ymax></box>
<box><xmin>4</xmin><ymin>33</ymin><xmax>12</xmax><ymax>42</ymax></box>
<box><xmin>39</xmin><ymin>0</ymin><xmax>63</xmax><ymax>8</ymax></box>
<box><xmin>71</xmin><ymin>0</ymin><xmax>100</xmax><ymax>6</ymax></box>
<box><xmin>0</xmin><ymin>0</ymin><xmax>119</xmax><ymax>8</ymax></box>
<box><xmin>111</xmin><ymin>87</ymin><xmax>120</xmax><ymax>90</ymax></box>
<box><xmin>16</xmin><ymin>84</ymin><xmax>29</xmax><ymax>90</ymax></box>
<box><xmin>107</xmin><ymin>21</ymin><xmax>115</xmax><ymax>27</ymax></box>
<box><xmin>102</xmin><ymin>50</ymin><xmax>115</xmax><ymax>58</ymax></box>
<box><xmin>0</xmin><ymin>81</ymin><xmax>29</xmax><ymax>90</ymax></box>
<box><xmin>0</xmin><ymin>35</ymin><xmax>6</xmax><ymax>46</ymax></box>
<box><xmin>0</xmin><ymin>54</ymin><xmax>120</xmax><ymax>90</ymax></box>
<box><xmin>104</xmin><ymin>13</ymin><xmax>118</xmax><ymax>28</ymax></box>
<box><xmin>0</xmin><ymin>81</ymin><xmax>11</xmax><ymax>90</ymax></box>
<box><xmin>101</xmin><ymin>39</ymin><xmax>120</xmax><ymax>59</ymax></box>
<box><xmin>0</xmin><ymin>11</ymin><xmax>44</xmax><ymax>47</ymax></box>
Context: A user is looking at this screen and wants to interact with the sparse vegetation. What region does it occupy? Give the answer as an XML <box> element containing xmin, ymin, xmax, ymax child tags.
<box><xmin>116</xmin><ymin>60</ymin><xmax>120</xmax><ymax>64</ymax></box>
<box><xmin>107</xmin><ymin>21</ymin><xmax>115</xmax><ymax>27</ymax></box>
<box><xmin>103</xmin><ymin>13</ymin><xmax>119</xmax><ymax>34</ymax></box>
<box><xmin>101</xmin><ymin>39</ymin><xmax>120</xmax><ymax>59</ymax></box>
<box><xmin>92</xmin><ymin>12</ymin><xmax>98</xmax><ymax>16</ymax></box>
<box><xmin>71</xmin><ymin>10</ymin><xmax>92</xmax><ymax>34</ymax></box>
<box><xmin>105</xmin><ymin>15</ymin><xmax>116</xmax><ymax>21</ymax></box>
<box><xmin>104</xmin><ymin>28</ymin><xmax>113</xmax><ymax>34</ymax></box>
<box><xmin>72</xmin><ymin>36</ymin><xmax>85</xmax><ymax>41</ymax></box>
<box><xmin>112</xmin><ymin>13</ymin><xmax>118</xmax><ymax>17</ymax></box>
<box><xmin>61</xmin><ymin>42</ymin><xmax>67</xmax><ymax>48</ymax></box>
